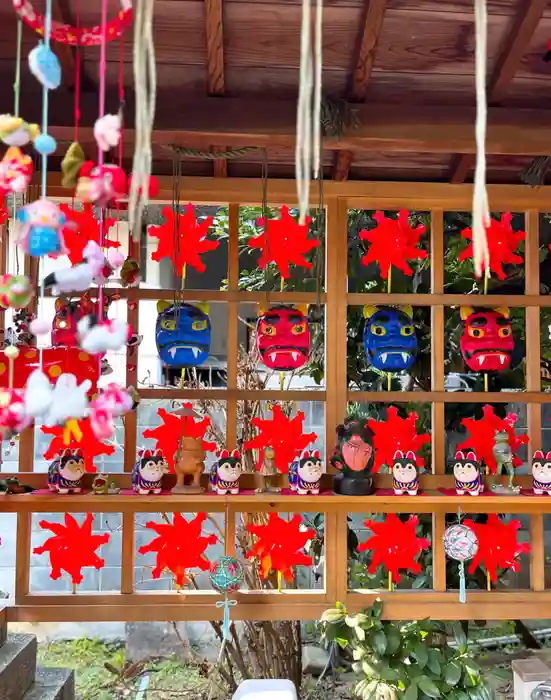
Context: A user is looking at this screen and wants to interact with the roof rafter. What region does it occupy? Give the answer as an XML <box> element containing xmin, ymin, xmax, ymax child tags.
<box><xmin>332</xmin><ymin>0</ymin><xmax>388</xmax><ymax>182</ymax></box>
<box><xmin>448</xmin><ymin>0</ymin><xmax>548</xmax><ymax>184</ymax></box>
<box><xmin>52</xmin><ymin>0</ymin><xmax>76</xmax><ymax>89</ymax></box>
<box><xmin>204</xmin><ymin>0</ymin><xmax>228</xmax><ymax>177</ymax></box>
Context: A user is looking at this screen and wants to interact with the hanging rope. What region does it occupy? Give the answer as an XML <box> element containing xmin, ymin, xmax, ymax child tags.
<box><xmin>472</xmin><ymin>0</ymin><xmax>490</xmax><ymax>279</ymax></box>
<box><xmin>128</xmin><ymin>0</ymin><xmax>156</xmax><ymax>240</ymax></box>
<box><xmin>295</xmin><ymin>0</ymin><xmax>323</xmax><ymax>225</ymax></box>
<box><xmin>97</xmin><ymin>0</ymin><xmax>108</xmax><ymax>338</ymax></box>
<box><xmin>13</xmin><ymin>20</ymin><xmax>22</xmax><ymax>117</ymax></box>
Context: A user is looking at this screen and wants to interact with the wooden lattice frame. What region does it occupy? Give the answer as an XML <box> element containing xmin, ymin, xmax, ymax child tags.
<box><xmin>3</xmin><ymin>178</ymin><xmax>551</xmax><ymax>623</ymax></box>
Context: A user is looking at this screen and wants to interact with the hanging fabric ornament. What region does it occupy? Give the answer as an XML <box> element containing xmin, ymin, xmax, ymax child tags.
<box><xmin>443</xmin><ymin>523</ymin><xmax>479</xmax><ymax>603</ymax></box>
<box><xmin>29</xmin><ymin>43</ymin><xmax>61</xmax><ymax>90</ymax></box>
<box><xmin>155</xmin><ymin>301</ymin><xmax>211</xmax><ymax>367</ymax></box>
<box><xmin>210</xmin><ymin>556</ymin><xmax>244</xmax><ymax>640</ymax></box>
<box><xmin>0</xmin><ymin>274</ymin><xmax>33</xmax><ymax>309</ymax></box>
<box><xmin>17</xmin><ymin>200</ymin><xmax>66</xmax><ymax>257</ymax></box>
<box><xmin>0</xmin><ymin>147</ymin><xmax>33</xmax><ymax>194</ymax></box>
<box><xmin>255</xmin><ymin>304</ymin><xmax>310</xmax><ymax>371</ymax></box>
<box><xmin>0</xmin><ymin>115</ymin><xmax>40</xmax><ymax>147</ymax></box>
<box><xmin>363</xmin><ymin>305</ymin><xmax>418</xmax><ymax>373</ymax></box>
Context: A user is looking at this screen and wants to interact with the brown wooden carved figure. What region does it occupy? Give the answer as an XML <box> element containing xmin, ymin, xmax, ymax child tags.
<box><xmin>172</xmin><ymin>436</ymin><xmax>205</xmax><ymax>493</ymax></box>
<box><xmin>256</xmin><ymin>446</ymin><xmax>280</xmax><ymax>493</ymax></box>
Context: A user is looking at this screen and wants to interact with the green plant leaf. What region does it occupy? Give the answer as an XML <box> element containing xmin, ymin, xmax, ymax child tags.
<box><xmin>413</xmin><ymin>643</ymin><xmax>428</xmax><ymax>669</ymax></box>
<box><xmin>426</xmin><ymin>652</ymin><xmax>441</xmax><ymax>678</ymax></box>
<box><xmin>404</xmin><ymin>683</ymin><xmax>418</xmax><ymax>700</ymax></box>
<box><xmin>355</xmin><ymin>626</ymin><xmax>366</xmax><ymax>642</ymax></box>
<box><xmin>386</xmin><ymin>628</ymin><xmax>402</xmax><ymax>655</ymax></box>
<box><xmin>444</xmin><ymin>662</ymin><xmax>462</xmax><ymax>686</ymax></box>
<box><xmin>412</xmin><ymin>575</ymin><xmax>427</xmax><ymax>589</ymax></box>
<box><xmin>380</xmin><ymin>664</ymin><xmax>400</xmax><ymax>682</ymax></box>
<box><xmin>353</xmin><ymin>647</ymin><xmax>365</xmax><ymax>661</ymax></box>
<box><xmin>463</xmin><ymin>660</ymin><xmax>480</xmax><ymax>677</ymax></box>
<box><xmin>372</xmin><ymin>599</ymin><xmax>383</xmax><ymax>619</ymax></box>
<box><xmin>362</xmin><ymin>659</ymin><xmax>380</xmax><ymax>678</ymax></box>
<box><xmin>372</xmin><ymin>630</ymin><xmax>387</xmax><ymax>655</ymax></box>
<box><xmin>451</xmin><ymin>622</ymin><xmax>468</xmax><ymax>652</ymax></box>
<box><xmin>335</xmin><ymin>637</ymin><xmax>349</xmax><ymax>649</ymax></box>
<box><xmin>418</xmin><ymin>676</ymin><xmax>441</xmax><ymax>698</ymax></box>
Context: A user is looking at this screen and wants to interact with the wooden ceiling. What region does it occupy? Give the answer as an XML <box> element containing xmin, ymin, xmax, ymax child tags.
<box><xmin>2</xmin><ymin>0</ymin><xmax>551</xmax><ymax>184</ymax></box>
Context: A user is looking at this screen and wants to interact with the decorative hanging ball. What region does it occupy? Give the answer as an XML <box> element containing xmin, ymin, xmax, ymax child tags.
<box><xmin>210</xmin><ymin>556</ymin><xmax>244</xmax><ymax>594</ymax></box>
<box><xmin>443</xmin><ymin>523</ymin><xmax>479</xmax><ymax>604</ymax></box>
<box><xmin>0</xmin><ymin>274</ymin><xmax>33</xmax><ymax>310</ymax></box>
<box><xmin>34</xmin><ymin>133</ymin><xmax>57</xmax><ymax>156</ymax></box>
<box><xmin>28</xmin><ymin>44</ymin><xmax>62</xmax><ymax>90</ymax></box>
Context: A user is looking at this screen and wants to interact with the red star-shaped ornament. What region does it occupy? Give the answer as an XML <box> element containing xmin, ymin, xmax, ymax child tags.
<box><xmin>459</xmin><ymin>213</ymin><xmax>525</xmax><ymax>280</ymax></box>
<box><xmin>42</xmin><ymin>417</ymin><xmax>115</xmax><ymax>473</ymax></box>
<box><xmin>367</xmin><ymin>406</ymin><xmax>431</xmax><ymax>473</ymax></box>
<box><xmin>245</xmin><ymin>513</ymin><xmax>315</xmax><ymax>581</ymax></box>
<box><xmin>33</xmin><ymin>513</ymin><xmax>109</xmax><ymax>585</ymax></box>
<box><xmin>148</xmin><ymin>204</ymin><xmax>220</xmax><ymax>274</ymax></box>
<box><xmin>138</xmin><ymin>512</ymin><xmax>217</xmax><ymax>587</ymax></box>
<box><xmin>464</xmin><ymin>514</ymin><xmax>530</xmax><ymax>582</ymax></box>
<box><xmin>244</xmin><ymin>404</ymin><xmax>317</xmax><ymax>474</ymax></box>
<box><xmin>59</xmin><ymin>203</ymin><xmax>119</xmax><ymax>264</ymax></box>
<box><xmin>457</xmin><ymin>404</ymin><xmax>528</xmax><ymax>474</ymax></box>
<box><xmin>248</xmin><ymin>205</ymin><xmax>319</xmax><ymax>279</ymax></box>
<box><xmin>359</xmin><ymin>210</ymin><xmax>428</xmax><ymax>280</ymax></box>
<box><xmin>142</xmin><ymin>405</ymin><xmax>216</xmax><ymax>471</ymax></box>
<box><xmin>358</xmin><ymin>514</ymin><xmax>430</xmax><ymax>584</ymax></box>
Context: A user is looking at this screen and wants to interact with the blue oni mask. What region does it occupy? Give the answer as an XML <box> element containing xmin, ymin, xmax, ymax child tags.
<box><xmin>156</xmin><ymin>301</ymin><xmax>211</xmax><ymax>367</ymax></box>
<box><xmin>363</xmin><ymin>304</ymin><xmax>417</xmax><ymax>372</ymax></box>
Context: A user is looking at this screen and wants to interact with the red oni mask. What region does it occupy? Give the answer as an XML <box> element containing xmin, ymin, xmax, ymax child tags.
<box><xmin>459</xmin><ymin>306</ymin><xmax>514</xmax><ymax>372</ymax></box>
<box><xmin>256</xmin><ymin>304</ymin><xmax>310</xmax><ymax>371</ymax></box>
<box><xmin>52</xmin><ymin>294</ymin><xmax>111</xmax><ymax>347</ymax></box>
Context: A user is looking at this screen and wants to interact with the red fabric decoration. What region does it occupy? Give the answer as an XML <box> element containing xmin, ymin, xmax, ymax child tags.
<box><xmin>367</xmin><ymin>406</ymin><xmax>431</xmax><ymax>473</ymax></box>
<box><xmin>0</xmin><ymin>347</ymin><xmax>100</xmax><ymax>392</ymax></box>
<box><xmin>457</xmin><ymin>404</ymin><xmax>528</xmax><ymax>474</ymax></box>
<box><xmin>142</xmin><ymin>405</ymin><xmax>216</xmax><ymax>471</ymax></box>
<box><xmin>148</xmin><ymin>204</ymin><xmax>220</xmax><ymax>274</ymax></box>
<box><xmin>464</xmin><ymin>514</ymin><xmax>531</xmax><ymax>582</ymax></box>
<box><xmin>0</xmin><ymin>193</ymin><xmax>8</xmax><ymax>225</ymax></box>
<box><xmin>138</xmin><ymin>512</ymin><xmax>217</xmax><ymax>587</ymax></box>
<box><xmin>358</xmin><ymin>514</ymin><xmax>430</xmax><ymax>584</ymax></box>
<box><xmin>248</xmin><ymin>205</ymin><xmax>319</xmax><ymax>279</ymax></box>
<box><xmin>359</xmin><ymin>210</ymin><xmax>427</xmax><ymax>280</ymax></box>
<box><xmin>42</xmin><ymin>417</ymin><xmax>115</xmax><ymax>473</ymax></box>
<box><xmin>33</xmin><ymin>513</ymin><xmax>109</xmax><ymax>585</ymax></box>
<box><xmin>59</xmin><ymin>203</ymin><xmax>119</xmax><ymax>264</ymax></box>
<box><xmin>243</xmin><ymin>404</ymin><xmax>317</xmax><ymax>474</ymax></box>
<box><xmin>245</xmin><ymin>513</ymin><xmax>315</xmax><ymax>581</ymax></box>
<box><xmin>459</xmin><ymin>213</ymin><xmax>525</xmax><ymax>280</ymax></box>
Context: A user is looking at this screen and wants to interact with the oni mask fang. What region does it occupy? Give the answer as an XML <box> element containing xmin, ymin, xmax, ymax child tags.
<box><xmin>459</xmin><ymin>307</ymin><xmax>514</xmax><ymax>372</ymax></box>
<box><xmin>363</xmin><ymin>304</ymin><xmax>417</xmax><ymax>372</ymax></box>
<box><xmin>256</xmin><ymin>304</ymin><xmax>310</xmax><ymax>371</ymax></box>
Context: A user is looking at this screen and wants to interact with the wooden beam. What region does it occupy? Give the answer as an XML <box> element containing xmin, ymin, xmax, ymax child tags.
<box><xmin>42</xmin><ymin>100</ymin><xmax>551</xmax><ymax>156</ymax></box>
<box><xmin>448</xmin><ymin>0</ymin><xmax>547</xmax><ymax>184</ymax></box>
<box><xmin>333</xmin><ymin>0</ymin><xmax>387</xmax><ymax>180</ymax></box>
<box><xmin>204</xmin><ymin>0</ymin><xmax>228</xmax><ymax>176</ymax></box>
<box><xmin>52</xmin><ymin>0</ymin><xmax>76</xmax><ymax>89</ymax></box>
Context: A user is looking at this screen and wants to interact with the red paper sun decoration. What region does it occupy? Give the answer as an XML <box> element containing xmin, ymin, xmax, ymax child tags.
<box><xmin>464</xmin><ymin>515</ymin><xmax>530</xmax><ymax>582</ymax></box>
<box><xmin>358</xmin><ymin>514</ymin><xmax>430</xmax><ymax>584</ymax></box>
<box><xmin>34</xmin><ymin>513</ymin><xmax>109</xmax><ymax>585</ymax></box>
<box><xmin>243</xmin><ymin>404</ymin><xmax>317</xmax><ymax>474</ymax></box>
<box><xmin>42</xmin><ymin>417</ymin><xmax>115</xmax><ymax>473</ymax></box>
<box><xmin>248</xmin><ymin>205</ymin><xmax>319</xmax><ymax>279</ymax></box>
<box><xmin>59</xmin><ymin>203</ymin><xmax>119</xmax><ymax>264</ymax></box>
<box><xmin>245</xmin><ymin>513</ymin><xmax>315</xmax><ymax>581</ymax></box>
<box><xmin>459</xmin><ymin>213</ymin><xmax>525</xmax><ymax>280</ymax></box>
<box><xmin>138</xmin><ymin>512</ymin><xmax>217</xmax><ymax>587</ymax></box>
<box><xmin>359</xmin><ymin>210</ymin><xmax>428</xmax><ymax>280</ymax></box>
<box><xmin>148</xmin><ymin>204</ymin><xmax>220</xmax><ymax>274</ymax></box>
<box><xmin>457</xmin><ymin>404</ymin><xmax>528</xmax><ymax>474</ymax></box>
<box><xmin>142</xmin><ymin>406</ymin><xmax>216</xmax><ymax>471</ymax></box>
<box><xmin>367</xmin><ymin>407</ymin><xmax>431</xmax><ymax>473</ymax></box>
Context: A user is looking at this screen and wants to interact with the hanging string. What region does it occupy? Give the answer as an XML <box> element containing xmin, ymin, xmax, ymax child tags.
<box><xmin>13</xmin><ymin>20</ymin><xmax>22</xmax><ymax>117</ymax></box>
<box><xmin>74</xmin><ymin>0</ymin><xmax>81</xmax><ymax>144</ymax></box>
<box><xmin>97</xmin><ymin>0</ymin><xmax>108</xmax><ymax>342</ymax></box>
<box><xmin>128</xmin><ymin>0</ymin><xmax>156</xmax><ymax>240</ymax></box>
<box><xmin>472</xmin><ymin>0</ymin><xmax>490</xmax><ymax>278</ymax></box>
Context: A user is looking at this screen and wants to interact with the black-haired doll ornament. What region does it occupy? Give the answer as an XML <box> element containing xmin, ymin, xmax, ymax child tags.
<box><xmin>532</xmin><ymin>450</ymin><xmax>551</xmax><ymax>495</ymax></box>
<box><xmin>392</xmin><ymin>450</ymin><xmax>419</xmax><ymax>495</ymax></box>
<box><xmin>331</xmin><ymin>420</ymin><xmax>375</xmax><ymax>496</ymax></box>
<box><xmin>210</xmin><ymin>449</ymin><xmax>242</xmax><ymax>495</ymax></box>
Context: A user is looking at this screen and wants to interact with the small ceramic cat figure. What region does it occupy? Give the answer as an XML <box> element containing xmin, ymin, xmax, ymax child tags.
<box><xmin>48</xmin><ymin>449</ymin><xmax>85</xmax><ymax>494</ymax></box>
<box><xmin>532</xmin><ymin>450</ymin><xmax>551</xmax><ymax>495</ymax></box>
<box><xmin>453</xmin><ymin>450</ymin><xmax>481</xmax><ymax>496</ymax></box>
<box><xmin>288</xmin><ymin>450</ymin><xmax>323</xmax><ymax>495</ymax></box>
<box><xmin>210</xmin><ymin>449</ymin><xmax>242</xmax><ymax>495</ymax></box>
<box><xmin>132</xmin><ymin>449</ymin><xmax>168</xmax><ymax>495</ymax></box>
<box><xmin>392</xmin><ymin>450</ymin><xmax>419</xmax><ymax>495</ymax></box>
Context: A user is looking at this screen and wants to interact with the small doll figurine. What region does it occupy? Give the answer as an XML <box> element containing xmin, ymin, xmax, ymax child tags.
<box><xmin>132</xmin><ymin>449</ymin><xmax>168</xmax><ymax>495</ymax></box>
<box><xmin>331</xmin><ymin>420</ymin><xmax>375</xmax><ymax>496</ymax></box>
<box><xmin>47</xmin><ymin>449</ymin><xmax>85</xmax><ymax>494</ymax></box>
<box><xmin>532</xmin><ymin>450</ymin><xmax>551</xmax><ymax>495</ymax></box>
<box><xmin>453</xmin><ymin>450</ymin><xmax>481</xmax><ymax>496</ymax></box>
<box><xmin>392</xmin><ymin>450</ymin><xmax>419</xmax><ymax>495</ymax></box>
<box><xmin>256</xmin><ymin>446</ymin><xmax>280</xmax><ymax>493</ymax></box>
<box><xmin>17</xmin><ymin>199</ymin><xmax>66</xmax><ymax>257</ymax></box>
<box><xmin>288</xmin><ymin>449</ymin><xmax>323</xmax><ymax>495</ymax></box>
<box><xmin>210</xmin><ymin>449</ymin><xmax>242</xmax><ymax>495</ymax></box>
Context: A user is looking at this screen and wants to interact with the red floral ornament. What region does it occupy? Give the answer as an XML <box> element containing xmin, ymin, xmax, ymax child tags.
<box><xmin>367</xmin><ymin>406</ymin><xmax>431</xmax><ymax>473</ymax></box>
<box><xmin>244</xmin><ymin>404</ymin><xmax>317</xmax><ymax>474</ymax></box>
<box><xmin>359</xmin><ymin>210</ymin><xmax>427</xmax><ymax>280</ymax></box>
<box><xmin>142</xmin><ymin>405</ymin><xmax>216</xmax><ymax>471</ymax></box>
<box><xmin>138</xmin><ymin>512</ymin><xmax>217</xmax><ymax>587</ymax></box>
<box><xmin>358</xmin><ymin>514</ymin><xmax>430</xmax><ymax>584</ymax></box>
<box><xmin>245</xmin><ymin>513</ymin><xmax>315</xmax><ymax>581</ymax></box>
<box><xmin>59</xmin><ymin>203</ymin><xmax>119</xmax><ymax>265</ymax></box>
<box><xmin>459</xmin><ymin>213</ymin><xmax>525</xmax><ymax>280</ymax></box>
<box><xmin>248</xmin><ymin>205</ymin><xmax>319</xmax><ymax>279</ymax></box>
<box><xmin>42</xmin><ymin>417</ymin><xmax>114</xmax><ymax>473</ymax></box>
<box><xmin>464</xmin><ymin>514</ymin><xmax>530</xmax><ymax>582</ymax></box>
<box><xmin>33</xmin><ymin>513</ymin><xmax>109</xmax><ymax>585</ymax></box>
<box><xmin>457</xmin><ymin>404</ymin><xmax>528</xmax><ymax>474</ymax></box>
<box><xmin>148</xmin><ymin>204</ymin><xmax>220</xmax><ymax>274</ymax></box>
